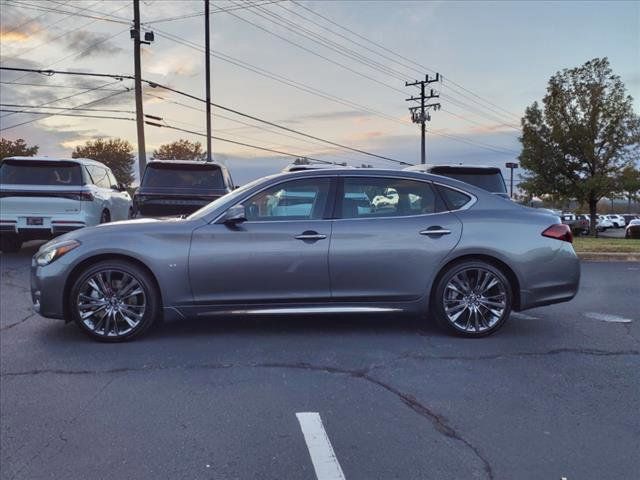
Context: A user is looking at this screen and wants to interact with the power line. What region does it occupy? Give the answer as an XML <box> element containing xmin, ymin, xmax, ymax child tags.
<box><xmin>147</xmin><ymin>121</ymin><xmax>335</xmax><ymax>164</ymax></box>
<box><xmin>0</xmin><ymin>0</ymin><xmax>72</xmax><ymax>37</ymax></box>
<box><xmin>0</xmin><ymin>79</ymin><xmax>125</xmax><ymax>120</ymax></box>
<box><xmin>1</xmin><ymin>0</ymin><xmax>130</xmax><ymax>25</ymax></box>
<box><xmin>0</xmin><ymin>80</ymin><xmax>123</xmax><ymax>91</ymax></box>
<box><xmin>0</xmin><ymin>103</ymin><xmax>134</xmax><ymax>114</ymax></box>
<box><xmin>150</xmin><ymin>28</ymin><xmax>517</xmax><ymax>156</ymax></box>
<box><xmin>0</xmin><ymin>86</ymin><xmax>131</xmax><ymax>131</ymax></box>
<box><xmin>0</xmin><ymin>109</ymin><xmax>134</xmax><ymax>122</ymax></box>
<box><xmin>141</xmin><ymin>0</ymin><xmax>283</xmax><ymax>25</ymax></box>
<box><xmin>0</xmin><ymin>66</ymin><xmax>408</xmax><ymax>165</ymax></box>
<box><xmin>289</xmin><ymin>0</ymin><xmax>521</xmax><ymax>122</ymax></box>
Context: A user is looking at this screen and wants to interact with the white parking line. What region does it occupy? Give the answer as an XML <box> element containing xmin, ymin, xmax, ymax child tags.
<box><xmin>585</xmin><ymin>312</ymin><xmax>633</xmax><ymax>323</ymax></box>
<box><xmin>296</xmin><ymin>412</ymin><xmax>346</xmax><ymax>480</ymax></box>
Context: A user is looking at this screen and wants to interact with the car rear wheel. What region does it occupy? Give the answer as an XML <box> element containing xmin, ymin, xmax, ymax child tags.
<box><xmin>0</xmin><ymin>235</ymin><xmax>23</xmax><ymax>253</ymax></box>
<box><xmin>69</xmin><ymin>260</ymin><xmax>159</xmax><ymax>342</ymax></box>
<box><xmin>432</xmin><ymin>260</ymin><xmax>512</xmax><ymax>337</ymax></box>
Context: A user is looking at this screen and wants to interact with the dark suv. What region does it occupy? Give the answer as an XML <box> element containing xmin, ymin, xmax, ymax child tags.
<box><xmin>133</xmin><ymin>160</ymin><xmax>234</xmax><ymax>217</ymax></box>
<box><xmin>404</xmin><ymin>164</ymin><xmax>509</xmax><ymax>199</ymax></box>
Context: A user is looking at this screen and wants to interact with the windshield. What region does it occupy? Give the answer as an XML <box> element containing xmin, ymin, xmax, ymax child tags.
<box><xmin>187</xmin><ymin>175</ymin><xmax>271</xmax><ymax>220</ymax></box>
<box><xmin>142</xmin><ymin>164</ymin><xmax>224</xmax><ymax>189</ymax></box>
<box><xmin>0</xmin><ymin>160</ymin><xmax>83</xmax><ymax>186</ymax></box>
<box><xmin>434</xmin><ymin>170</ymin><xmax>507</xmax><ymax>193</ymax></box>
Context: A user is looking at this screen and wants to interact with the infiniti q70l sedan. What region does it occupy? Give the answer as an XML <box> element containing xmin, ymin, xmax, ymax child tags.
<box><xmin>30</xmin><ymin>168</ymin><xmax>580</xmax><ymax>342</ymax></box>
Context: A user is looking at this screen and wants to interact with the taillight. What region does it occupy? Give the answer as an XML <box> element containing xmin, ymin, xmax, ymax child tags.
<box><xmin>77</xmin><ymin>191</ymin><xmax>94</xmax><ymax>201</ymax></box>
<box><xmin>542</xmin><ymin>224</ymin><xmax>573</xmax><ymax>243</ymax></box>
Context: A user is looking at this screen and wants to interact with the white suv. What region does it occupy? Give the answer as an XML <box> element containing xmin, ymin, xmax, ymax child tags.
<box><xmin>606</xmin><ymin>214</ymin><xmax>625</xmax><ymax>228</ymax></box>
<box><xmin>0</xmin><ymin>156</ymin><xmax>132</xmax><ymax>252</ymax></box>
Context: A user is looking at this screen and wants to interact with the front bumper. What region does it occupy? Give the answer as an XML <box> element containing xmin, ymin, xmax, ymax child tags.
<box><xmin>30</xmin><ymin>256</ymin><xmax>70</xmax><ymax>320</ymax></box>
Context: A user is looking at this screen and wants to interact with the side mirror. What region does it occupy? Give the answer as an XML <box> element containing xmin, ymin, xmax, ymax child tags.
<box><xmin>222</xmin><ymin>204</ymin><xmax>247</xmax><ymax>225</ymax></box>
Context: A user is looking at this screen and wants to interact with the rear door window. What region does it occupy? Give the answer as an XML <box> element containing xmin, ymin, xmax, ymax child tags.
<box><xmin>340</xmin><ymin>177</ymin><xmax>443</xmax><ymax>219</ymax></box>
<box><xmin>86</xmin><ymin>166</ymin><xmax>111</xmax><ymax>189</ymax></box>
<box><xmin>0</xmin><ymin>160</ymin><xmax>82</xmax><ymax>186</ymax></box>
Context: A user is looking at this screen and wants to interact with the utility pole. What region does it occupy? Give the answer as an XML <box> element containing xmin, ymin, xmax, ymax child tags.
<box><xmin>204</xmin><ymin>0</ymin><xmax>213</xmax><ymax>162</ymax></box>
<box><xmin>132</xmin><ymin>0</ymin><xmax>147</xmax><ymax>179</ymax></box>
<box><xmin>406</xmin><ymin>74</ymin><xmax>440</xmax><ymax>164</ymax></box>
<box><xmin>505</xmin><ymin>162</ymin><xmax>518</xmax><ymax>199</ymax></box>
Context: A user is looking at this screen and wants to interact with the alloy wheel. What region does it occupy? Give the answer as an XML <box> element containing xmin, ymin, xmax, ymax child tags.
<box><xmin>76</xmin><ymin>269</ymin><xmax>146</xmax><ymax>338</ymax></box>
<box><xmin>442</xmin><ymin>267</ymin><xmax>507</xmax><ymax>333</ymax></box>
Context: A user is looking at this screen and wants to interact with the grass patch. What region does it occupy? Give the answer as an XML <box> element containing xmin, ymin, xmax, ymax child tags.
<box><xmin>573</xmin><ymin>236</ymin><xmax>640</xmax><ymax>253</ymax></box>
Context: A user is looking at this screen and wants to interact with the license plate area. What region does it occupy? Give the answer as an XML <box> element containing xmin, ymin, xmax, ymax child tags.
<box><xmin>27</xmin><ymin>217</ymin><xmax>44</xmax><ymax>226</ymax></box>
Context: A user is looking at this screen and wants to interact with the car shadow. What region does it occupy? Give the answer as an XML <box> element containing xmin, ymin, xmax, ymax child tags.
<box><xmin>147</xmin><ymin>313</ymin><xmax>443</xmax><ymax>340</ymax></box>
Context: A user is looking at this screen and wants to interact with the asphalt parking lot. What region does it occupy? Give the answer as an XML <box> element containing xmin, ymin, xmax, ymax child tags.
<box><xmin>1</xmin><ymin>242</ymin><xmax>639</xmax><ymax>480</ymax></box>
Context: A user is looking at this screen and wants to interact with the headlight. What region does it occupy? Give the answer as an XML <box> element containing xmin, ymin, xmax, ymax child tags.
<box><xmin>35</xmin><ymin>239</ymin><xmax>80</xmax><ymax>266</ymax></box>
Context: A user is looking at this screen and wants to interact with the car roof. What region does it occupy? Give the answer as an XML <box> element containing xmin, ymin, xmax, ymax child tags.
<box><xmin>263</xmin><ymin>167</ymin><xmax>492</xmax><ymax>196</ymax></box>
<box><xmin>147</xmin><ymin>159</ymin><xmax>222</xmax><ymax>166</ymax></box>
<box><xmin>1</xmin><ymin>156</ymin><xmax>107</xmax><ymax>167</ymax></box>
<box><xmin>403</xmin><ymin>163</ymin><xmax>502</xmax><ymax>172</ymax></box>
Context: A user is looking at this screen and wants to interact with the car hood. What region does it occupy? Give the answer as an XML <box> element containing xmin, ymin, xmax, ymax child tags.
<box><xmin>40</xmin><ymin>217</ymin><xmax>204</xmax><ymax>250</ymax></box>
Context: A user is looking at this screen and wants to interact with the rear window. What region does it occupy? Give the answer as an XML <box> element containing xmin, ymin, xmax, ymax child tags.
<box><xmin>430</xmin><ymin>168</ymin><xmax>507</xmax><ymax>193</ymax></box>
<box><xmin>0</xmin><ymin>160</ymin><xmax>82</xmax><ymax>186</ymax></box>
<box><xmin>142</xmin><ymin>163</ymin><xmax>224</xmax><ymax>189</ymax></box>
<box><xmin>437</xmin><ymin>186</ymin><xmax>473</xmax><ymax>210</ymax></box>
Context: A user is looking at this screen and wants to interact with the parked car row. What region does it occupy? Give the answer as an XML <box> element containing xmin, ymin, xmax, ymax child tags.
<box><xmin>0</xmin><ymin>157</ymin><xmax>235</xmax><ymax>252</ymax></box>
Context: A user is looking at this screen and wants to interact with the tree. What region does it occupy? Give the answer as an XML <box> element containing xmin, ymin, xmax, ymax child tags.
<box><xmin>152</xmin><ymin>139</ymin><xmax>205</xmax><ymax>161</ymax></box>
<box><xmin>519</xmin><ymin>57</ymin><xmax>640</xmax><ymax>235</ymax></box>
<box><xmin>617</xmin><ymin>165</ymin><xmax>640</xmax><ymax>213</ymax></box>
<box><xmin>0</xmin><ymin>138</ymin><xmax>38</xmax><ymax>159</ymax></box>
<box><xmin>72</xmin><ymin>138</ymin><xmax>135</xmax><ymax>187</ymax></box>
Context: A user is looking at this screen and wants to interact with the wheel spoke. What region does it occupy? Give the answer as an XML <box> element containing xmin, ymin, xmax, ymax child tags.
<box><xmin>77</xmin><ymin>268</ymin><xmax>146</xmax><ymax>337</ymax></box>
<box><xmin>443</xmin><ymin>267</ymin><xmax>507</xmax><ymax>334</ymax></box>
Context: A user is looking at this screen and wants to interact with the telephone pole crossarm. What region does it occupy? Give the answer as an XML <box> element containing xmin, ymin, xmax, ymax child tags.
<box><xmin>404</xmin><ymin>73</ymin><xmax>441</xmax><ymax>164</ymax></box>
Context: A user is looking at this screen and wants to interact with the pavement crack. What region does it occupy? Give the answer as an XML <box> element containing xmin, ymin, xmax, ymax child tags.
<box><xmin>0</xmin><ymin>312</ymin><xmax>36</xmax><ymax>332</ymax></box>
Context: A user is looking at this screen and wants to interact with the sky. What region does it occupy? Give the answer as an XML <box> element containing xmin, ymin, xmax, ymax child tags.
<box><xmin>0</xmin><ymin>0</ymin><xmax>638</xmax><ymax>185</ymax></box>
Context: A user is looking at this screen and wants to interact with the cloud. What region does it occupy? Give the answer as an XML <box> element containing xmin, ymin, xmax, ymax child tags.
<box><xmin>147</xmin><ymin>52</ymin><xmax>199</xmax><ymax>77</ymax></box>
<box><xmin>0</xmin><ymin>20</ymin><xmax>42</xmax><ymax>43</ymax></box>
<box><xmin>294</xmin><ymin>110</ymin><xmax>374</xmax><ymax>122</ymax></box>
<box><xmin>63</xmin><ymin>31</ymin><xmax>124</xmax><ymax>59</ymax></box>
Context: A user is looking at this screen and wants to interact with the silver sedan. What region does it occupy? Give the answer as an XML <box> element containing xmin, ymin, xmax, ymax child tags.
<box><xmin>30</xmin><ymin>169</ymin><xmax>580</xmax><ymax>341</ymax></box>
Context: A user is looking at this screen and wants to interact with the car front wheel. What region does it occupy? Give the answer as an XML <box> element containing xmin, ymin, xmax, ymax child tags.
<box><xmin>432</xmin><ymin>260</ymin><xmax>512</xmax><ymax>337</ymax></box>
<box><xmin>69</xmin><ymin>260</ymin><xmax>159</xmax><ymax>342</ymax></box>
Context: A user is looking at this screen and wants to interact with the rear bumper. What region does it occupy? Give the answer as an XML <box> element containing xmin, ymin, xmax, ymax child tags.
<box><xmin>518</xmin><ymin>243</ymin><xmax>580</xmax><ymax>311</ymax></box>
<box><xmin>0</xmin><ymin>215</ymin><xmax>87</xmax><ymax>240</ymax></box>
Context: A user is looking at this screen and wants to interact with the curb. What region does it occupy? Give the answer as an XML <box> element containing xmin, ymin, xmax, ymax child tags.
<box><xmin>577</xmin><ymin>252</ymin><xmax>640</xmax><ymax>262</ymax></box>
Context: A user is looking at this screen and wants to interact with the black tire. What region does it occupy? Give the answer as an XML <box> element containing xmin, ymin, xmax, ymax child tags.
<box><xmin>100</xmin><ymin>209</ymin><xmax>111</xmax><ymax>224</ymax></box>
<box><xmin>69</xmin><ymin>259</ymin><xmax>160</xmax><ymax>342</ymax></box>
<box><xmin>128</xmin><ymin>207</ymin><xmax>134</xmax><ymax>219</ymax></box>
<box><xmin>0</xmin><ymin>235</ymin><xmax>23</xmax><ymax>253</ymax></box>
<box><xmin>432</xmin><ymin>260</ymin><xmax>512</xmax><ymax>338</ymax></box>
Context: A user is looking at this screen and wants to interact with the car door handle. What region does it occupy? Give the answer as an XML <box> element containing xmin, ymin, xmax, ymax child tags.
<box><xmin>295</xmin><ymin>232</ymin><xmax>327</xmax><ymax>241</ymax></box>
<box><xmin>419</xmin><ymin>227</ymin><xmax>451</xmax><ymax>236</ymax></box>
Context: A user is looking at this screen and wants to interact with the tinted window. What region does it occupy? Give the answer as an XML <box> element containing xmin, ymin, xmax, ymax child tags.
<box><xmin>244</xmin><ymin>178</ymin><xmax>330</xmax><ymax>221</ymax></box>
<box><xmin>341</xmin><ymin>177</ymin><xmax>440</xmax><ymax>219</ymax></box>
<box><xmin>0</xmin><ymin>160</ymin><xmax>82</xmax><ymax>186</ymax></box>
<box><xmin>430</xmin><ymin>168</ymin><xmax>507</xmax><ymax>193</ymax></box>
<box><xmin>142</xmin><ymin>164</ymin><xmax>224</xmax><ymax>188</ymax></box>
<box><xmin>437</xmin><ymin>186</ymin><xmax>472</xmax><ymax>210</ymax></box>
<box><xmin>86</xmin><ymin>166</ymin><xmax>111</xmax><ymax>188</ymax></box>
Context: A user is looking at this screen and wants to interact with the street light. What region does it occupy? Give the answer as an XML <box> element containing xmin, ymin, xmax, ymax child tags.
<box><xmin>505</xmin><ymin>162</ymin><xmax>518</xmax><ymax>199</ymax></box>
